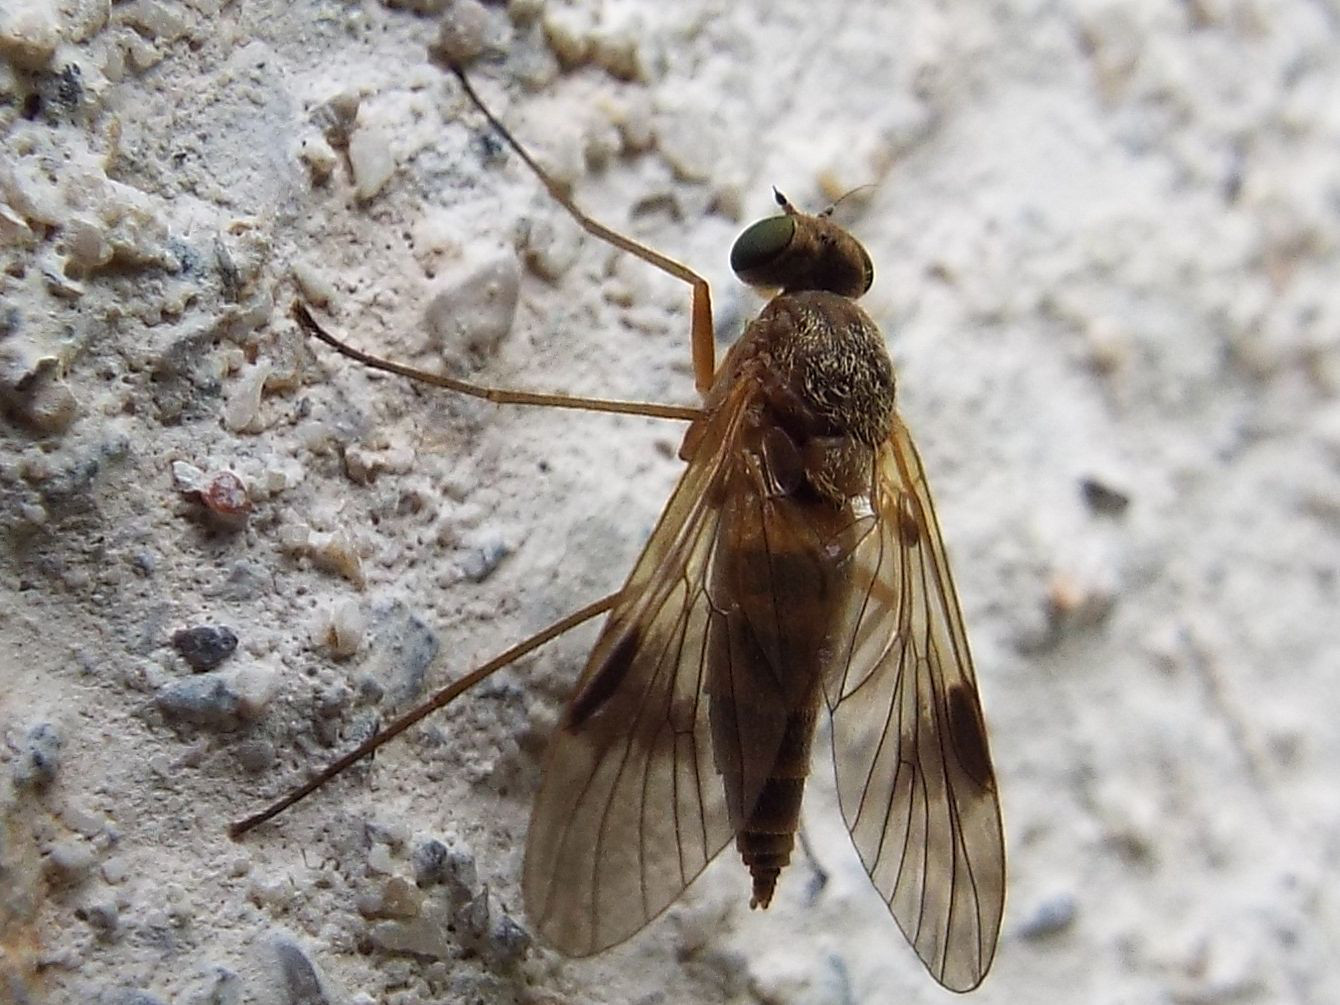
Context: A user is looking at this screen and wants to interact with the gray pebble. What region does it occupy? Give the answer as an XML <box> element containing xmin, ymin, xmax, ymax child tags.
<box><xmin>1080</xmin><ymin>475</ymin><xmax>1131</xmax><ymax>516</ymax></box>
<box><xmin>393</xmin><ymin>613</ymin><xmax>439</xmax><ymax>702</ymax></box>
<box><xmin>155</xmin><ymin>673</ymin><xmax>242</xmax><ymax>730</ymax></box>
<box><xmin>12</xmin><ymin>721</ymin><xmax>61</xmax><ymax>788</ymax></box>
<box><xmin>412</xmin><ymin>838</ymin><xmax>449</xmax><ymax>888</ymax></box>
<box><xmin>1018</xmin><ymin>892</ymin><xmax>1078</xmax><ymax>940</ymax></box>
<box><xmin>172</xmin><ymin>625</ymin><xmax>238</xmax><ymax>671</ymax></box>
<box><xmin>272</xmin><ymin>935</ymin><xmax>335</xmax><ymax>1005</ymax></box>
<box><xmin>460</xmin><ymin>536</ymin><xmax>510</xmax><ymax>583</ymax></box>
<box><xmin>412</xmin><ymin>838</ymin><xmax>477</xmax><ymax>905</ymax></box>
<box><xmin>486</xmin><ymin>913</ymin><xmax>531</xmax><ymax>967</ymax></box>
<box><xmin>366</xmin><ymin>607</ymin><xmax>439</xmax><ymax>704</ymax></box>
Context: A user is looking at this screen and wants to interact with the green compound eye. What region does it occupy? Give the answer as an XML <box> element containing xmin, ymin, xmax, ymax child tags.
<box><xmin>730</xmin><ymin>215</ymin><xmax>796</xmax><ymax>275</ymax></box>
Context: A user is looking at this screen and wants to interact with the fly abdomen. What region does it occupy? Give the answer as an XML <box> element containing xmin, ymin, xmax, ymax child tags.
<box><xmin>736</xmin><ymin>703</ymin><xmax>819</xmax><ymax>909</ymax></box>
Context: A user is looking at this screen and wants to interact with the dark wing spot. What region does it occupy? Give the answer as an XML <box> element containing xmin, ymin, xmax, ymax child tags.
<box><xmin>565</xmin><ymin>628</ymin><xmax>639</xmax><ymax>729</ymax></box>
<box><xmin>896</xmin><ymin>491</ymin><xmax>922</xmax><ymax>547</ymax></box>
<box><xmin>947</xmin><ymin>682</ymin><xmax>994</xmax><ymax>791</ymax></box>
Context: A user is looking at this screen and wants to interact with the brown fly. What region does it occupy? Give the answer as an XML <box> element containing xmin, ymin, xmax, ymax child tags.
<box><xmin>232</xmin><ymin>61</ymin><xmax>1006</xmax><ymax>992</ymax></box>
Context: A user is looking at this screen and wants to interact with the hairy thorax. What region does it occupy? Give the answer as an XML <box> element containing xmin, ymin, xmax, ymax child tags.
<box><xmin>687</xmin><ymin>290</ymin><xmax>897</xmax><ymax>504</ymax></box>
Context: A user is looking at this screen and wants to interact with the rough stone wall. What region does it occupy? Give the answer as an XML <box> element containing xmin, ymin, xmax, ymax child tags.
<box><xmin>2</xmin><ymin>1</ymin><xmax>1338</xmax><ymax>1003</ymax></box>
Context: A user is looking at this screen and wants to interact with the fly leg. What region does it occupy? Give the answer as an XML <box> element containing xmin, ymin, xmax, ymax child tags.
<box><xmin>229</xmin><ymin>592</ymin><xmax>620</xmax><ymax>839</ymax></box>
<box><xmin>294</xmin><ymin>304</ymin><xmax>702</xmax><ymax>422</ymax></box>
<box><xmin>441</xmin><ymin>60</ymin><xmax>717</xmax><ymax>395</ymax></box>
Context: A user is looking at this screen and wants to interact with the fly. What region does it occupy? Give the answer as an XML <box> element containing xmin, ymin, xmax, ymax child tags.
<box><xmin>232</xmin><ymin>59</ymin><xmax>1006</xmax><ymax>993</ymax></box>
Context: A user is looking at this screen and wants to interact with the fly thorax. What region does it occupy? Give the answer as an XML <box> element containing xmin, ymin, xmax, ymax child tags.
<box><xmin>734</xmin><ymin>291</ymin><xmax>896</xmax><ymax>502</ymax></box>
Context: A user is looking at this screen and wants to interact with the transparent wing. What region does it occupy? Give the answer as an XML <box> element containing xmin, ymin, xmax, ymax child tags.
<box><xmin>824</xmin><ymin>415</ymin><xmax>1006</xmax><ymax>992</ymax></box>
<box><xmin>522</xmin><ymin>388</ymin><xmax>753</xmax><ymax>956</ymax></box>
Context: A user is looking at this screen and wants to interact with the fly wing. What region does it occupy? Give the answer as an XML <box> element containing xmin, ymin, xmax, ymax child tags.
<box><xmin>824</xmin><ymin>415</ymin><xmax>1006</xmax><ymax>992</ymax></box>
<box><xmin>522</xmin><ymin>388</ymin><xmax>752</xmax><ymax>956</ymax></box>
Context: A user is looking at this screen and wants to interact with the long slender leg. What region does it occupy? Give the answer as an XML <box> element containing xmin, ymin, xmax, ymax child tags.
<box><xmin>443</xmin><ymin>61</ymin><xmax>718</xmax><ymax>395</ymax></box>
<box><xmin>295</xmin><ymin>304</ymin><xmax>701</xmax><ymax>422</ymax></box>
<box><xmin>230</xmin><ymin>591</ymin><xmax>621</xmax><ymax>838</ymax></box>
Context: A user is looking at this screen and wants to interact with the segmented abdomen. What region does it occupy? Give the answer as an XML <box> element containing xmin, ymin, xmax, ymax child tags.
<box><xmin>733</xmin><ymin>702</ymin><xmax>821</xmax><ymax>908</ymax></box>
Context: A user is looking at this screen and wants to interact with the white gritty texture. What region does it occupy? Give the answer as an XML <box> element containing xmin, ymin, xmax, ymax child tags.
<box><xmin>1</xmin><ymin>1</ymin><xmax>1338</xmax><ymax>1003</ymax></box>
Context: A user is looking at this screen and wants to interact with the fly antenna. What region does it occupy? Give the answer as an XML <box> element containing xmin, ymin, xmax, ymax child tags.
<box><xmin>820</xmin><ymin>183</ymin><xmax>877</xmax><ymax>218</ymax></box>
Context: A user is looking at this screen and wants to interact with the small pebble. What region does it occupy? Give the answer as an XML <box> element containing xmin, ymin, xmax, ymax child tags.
<box><xmin>542</xmin><ymin>5</ymin><xmax>593</xmax><ymax>68</ymax></box>
<box><xmin>358</xmin><ymin>877</ymin><xmax>424</xmax><ymax>919</ymax></box>
<box><xmin>272</xmin><ymin>936</ymin><xmax>335</xmax><ymax>1005</ymax></box>
<box><xmin>487</xmin><ymin>913</ymin><xmax>531</xmax><ymax>967</ymax></box>
<box><xmin>366</xmin><ymin>607</ymin><xmax>439</xmax><ymax>703</ymax></box>
<box><xmin>212</xmin><ymin>560</ymin><xmax>269</xmax><ymax>601</ymax></box>
<box><xmin>342</xmin><ymin>441</ymin><xmax>413</xmax><ymax>485</ymax></box>
<box><xmin>292</xmin><ymin>259</ymin><xmax>337</xmax><ymax>307</ymax></box>
<box><xmin>1018</xmin><ymin>892</ymin><xmax>1078</xmax><ymax>940</ymax></box>
<box><xmin>298</xmin><ymin>134</ymin><xmax>338</xmax><ymax>185</ymax></box>
<box><xmin>1080</xmin><ymin>476</ymin><xmax>1131</xmax><ymax>516</ymax></box>
<box><xmin>223</xmin><ymin>359</ymin><xmax>271</xmax><ymax>432</ymax></box>
<box><xmin>233</xmin><ymin>662</ymin><xmax>279</xmax><ymax>719</ymax></box>
<box><xmin>313</xmin><ymin>91</ymin><xmax>360</xmax><ymax>150</ymax></box>
<box><xmin>155</xmin><ymin>673</ymin><xmax>243</xmax><ymax>730</ymax></box>
<box><xmin>0</xmin><ymin>0</ymin><xmax>61</xmax><ymax>70</ymax></box>
<box><xmin>202</xmin><ymin>471</ymin><xmax>252</xmax><ymax>520</ymax></box>
<box><xmin>46</xmin><ymin>839</ymin><xmax>96</xmax><ymax>885</ymax></box>
<box><xmin>4</xmin><ymin>366</ymin><xmax>79</xmax><ymax>435</ymax></box>
<box><xmin>348</xmin><ymin>119</ymin><xmax>395</xmax><ymax>202</ymax></box>
<box><xmin>368</xmin><ymin>903</ymin><xmax>451</xmax><ymax>959</ymax></box>
<box><xmin>101</xmin><ymin>857</ymin><xmax>129</xmax><ymax>884</ymax></box>
<box><xmin>592</xmin><ymin>26</ymin><xmax>642</xmax><ymax>82</ymax></box>
<box><xmin>118</xmin><ymin>0</ymin><xmax>187</xmax><ymax>41</ymax></box>
<box><xmin>424</xmin><ymin>250</ymin><xmax>521</xmax><ymax>363</ymax></box>
<box><xmin>171</xmin><ymin>460</ymin><xmax>205</xmax><ymax>493</ymax></box>
<box><xmin>508</xmin><ymin>0</ymin><xmax>544</xmax><ymax>22</ymax></box>
<box><xmin>367</xmin><ymin>844</ymin><xmax>396</xmax><ymax>876</ymax></box>
<box><xmin>248</xmin><ymin>874</ymin><xmax>290</xmax><ymax>908</ymax></box>
<box><xmin>412</xmin><ymin>839</ymin><xmax>449</xmax><ymax>888</ymax></box>
<box><xmin>459</xmin><ymin>532</ymin><xmax>509</xmax><ymax>583</ymax></box>
<box><xmin>520</xmin><ymin>214</ymin><xmax>580</xmax><ymax>281</ymax></box>
<box><xmin>321</xmin><ymin>598</ymin><xmax>366</xmax><ymax>658</ymax></box>
<box><xmin>430</xmin><ymin>0</ymin><xmax>490</xmax><ymax>66</ymax></box>
<box><xmin>172</xmin><ymin>625</ymin><xmax>239</xmax><ymax>671</ymax></box>
<box><xmin>12</xmin><ymin>721</ymin><xmax>61</xmax><ymax>788</ymax></box>
<box><xmin>280</xmin><ymin>523</ymin><xmax>366</xmax><ymax>585</ymax></box>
